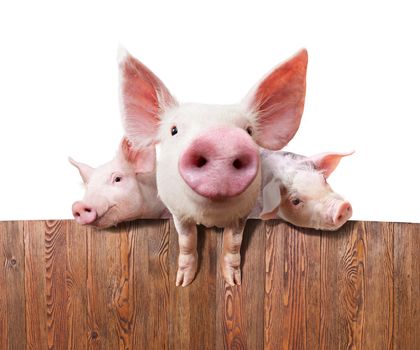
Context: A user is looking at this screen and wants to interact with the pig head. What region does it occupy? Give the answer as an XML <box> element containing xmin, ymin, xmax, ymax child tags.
<box><xmin>70</xmin><ymin>138</ymin><xmax>168</xmax><ymax>228</ymax></box>
<box><xmin>259</xmin><ymin>151</ymin><xmax>353</xmax><ymax>230</ymax></box>
<box><xmin>119</xmin><ymin>49</ymin><xmax>308</xmax><ymax>286</ymax></box>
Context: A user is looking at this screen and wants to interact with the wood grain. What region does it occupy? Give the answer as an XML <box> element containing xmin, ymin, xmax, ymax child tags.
<box><xmin>264</xmin><ymin>222</ymin><xmax>321</xmax><ymax>350</ymax></box>
<box><xmin>132</xmin><ymin>219</ymin><xmax>170</xmax><ymax>350</ymax></box>
<box><xmin>24</xmin><ymin>220</ymin><xmax>48</xmax><ymax>350</ymax></box>
<box><xmin>1</xmin><ymin>221</ymin><xmax>26</xmax><ymax>350</ymax></box>
<box><xmin>169</xmin><ymin>221</ymin><xmax>218</xmax><ymax>350</ymax></box>
<box><xmin>362</xmin><ymin>221</ymin><xmax>394</xmax><ymax>350</ymax></box>
<box><xmin>65</xmin><ymin>219</ymin><xmax>88</xmax><ymax>349</ymax></box>
<box><xmin>44</xmin><ymin>220</ymin><xmax>68</xmax><ymax>349</ymax></box>
<box><xmin>216</xmin><ymin>219</ymin><xmax>265</xmax><ymax>350</ymax></box>
<box><xmin>394</xmin><ymin>222</ymin><xmax>420</xmax><ymax>350</ymax></box>
<box><xmin>320</xmin><ymin>221</ymin><xmax>367</xmax><ymax>349</ymax></box>
<box><xmin>0</xmin><ymin>220</ymin><xmax>419</xmax><ymax>349</ymax></box>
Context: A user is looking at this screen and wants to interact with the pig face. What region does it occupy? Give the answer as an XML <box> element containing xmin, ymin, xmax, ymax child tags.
<box><xmin>119</xmin><ymin>49</ymin><xmax>308</xmax><ymax>227</ymax></box>
<box><xmin>260</xmin><ymin>151</ymin><xmax>353</xmax><ymax>230</ymax></box>
<box><xmin>70</xmin><ymin>139</ymin><xmax>165</xmax><ymax>228</ymax></box>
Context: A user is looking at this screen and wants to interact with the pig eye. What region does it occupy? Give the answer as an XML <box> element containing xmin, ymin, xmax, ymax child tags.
<box><xmin>171</xmin><ymin>126</ymin><xmax>178</xmax><ymax>136</ymax></box>
<box><xmin>246</xmin><ymin>126</ymin><xmax>253</xmax><ymax>136</ymax></box>
<box><xmin>114</xmin><ymin>176</ymin><xmax>122</xmax><ymax>183</ymax></box>
<box><xmin>291</xmin><ymin>198</ymin><xmax>302</xmax><ymax>206</ymax></box>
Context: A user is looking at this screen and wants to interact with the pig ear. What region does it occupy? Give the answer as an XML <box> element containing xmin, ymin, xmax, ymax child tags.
<box><xmin>244</xmin><ymin>49</ymin><xmax>308</xmax><ymax>150</ymax></box>
<box><xmin>260</xmin><ymin>179</ymin><xmax>282</xmax><ymax>220</ymax></box>
<box><xmin>120</xmin><ymin>137</ymin><xmax>156</xmax><ymax>174</ymax></box>
<box><xmin>308</xmin><ymin>151</ymin><xmax>354</xmax><ymax>178</ymax></box>
<box><xmin>119</xmin><ymin>48</ymin><xmax>177</xmax><ymax>148</ymax></box>
<box><xmin>68</xmin><ymin>157</ymin><xmax>94</xmax><ymax>183</ymax></box>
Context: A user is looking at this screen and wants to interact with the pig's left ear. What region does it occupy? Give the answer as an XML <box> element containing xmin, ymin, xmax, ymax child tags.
<box><xmin>260</xmin><ymin>179</ymin><xmax>282</xmax><ymax>220</ymax></box>
<box><xmin>244</xmin><ymin>49</ymin><xmax>308</xmax><ymax>150</ymax></box>
<box><xmin>308</xmin><ymin>151</ymin><xmax>354</xmax><ymax>178</ymax></box>
<box><xmin>68</xmin><ymin>157</ymin><xmax>94</xmax><ymax>183</ymax></box>
<box><xmin>119</xmin><ymin>48</ymin><xmax>178</xmax><ymax>148</ymax></box>
<box><xmin>120</xmin><ymin>137</ymin><xmax>156</xmax><ymax>174</ymax></box>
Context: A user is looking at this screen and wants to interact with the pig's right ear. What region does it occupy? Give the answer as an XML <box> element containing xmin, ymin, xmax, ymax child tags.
<box><xmin>120</xmin><ymin>137</ymin><xmax>156</xmax><ymax>174</ymax></box>
<box><xmin>260</xmin><ymin>179</ymin><xmax>282</xmax><ymax>220</ymax></box>
<box><xmin>244</xmin><ymin>49</ymin><xmax>308</xmax><ymax>150</ymax></box>
<box><xmin>119</xmin><ymin>48</ymin><xmax>177</xmax><ymax>148</ymax></box>
<box><xmin>308</xmin><ymin>151</ymin><xmax>354</xmax><ymax>178</ymax></box>
<box><xmin>68</xmin><ymin>157</ymin><xmax>93</xmax><ymax>183</ymax></box>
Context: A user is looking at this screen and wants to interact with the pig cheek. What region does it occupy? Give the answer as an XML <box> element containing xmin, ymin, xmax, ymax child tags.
<box><xmin>280</xmin><ymin>202</ymin><xmax>310</xmax><ymax>228</ymax></box>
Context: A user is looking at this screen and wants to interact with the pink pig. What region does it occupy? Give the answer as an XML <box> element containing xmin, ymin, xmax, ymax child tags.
<box><xmin>70</xmin><ymin>138</ymin><xmax>168</xmax><ymax>228</ymax></box>
<box><xmin>256</xmin><ymin>150</ymin><xmax>353</xmax><ymax>229</ymax></box>
<box><xmin>119</xmin><ymin>49</ymin><xmax>308</xmax><ymax>286</ymax></box>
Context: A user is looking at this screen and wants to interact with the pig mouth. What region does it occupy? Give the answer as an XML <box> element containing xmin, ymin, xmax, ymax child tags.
<box><xmin>90</xmin><ymin>204</ymin><xmax>118</xmax><ymax>228</ymax></box>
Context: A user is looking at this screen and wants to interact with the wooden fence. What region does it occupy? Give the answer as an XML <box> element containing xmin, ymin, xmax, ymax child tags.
<box><xmin>0</xmin><ymin>220</ymin><xmax>419</xmax><ymax>349</ymax></box>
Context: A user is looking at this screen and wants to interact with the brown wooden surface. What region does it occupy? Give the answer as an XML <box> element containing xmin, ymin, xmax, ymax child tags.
<box><xmin>0</xmin><ymin>220</ymin><xmax>419</xmax><ymax>350</ymax></box>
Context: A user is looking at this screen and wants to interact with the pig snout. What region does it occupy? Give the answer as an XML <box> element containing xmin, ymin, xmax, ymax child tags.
<box><xmin>331</xmin><ymin>201</ymin><xmax>352</xmax><ymax>227</ymax></box>
<box><xmin>72</xmin><ymin>201</ymin><xmax>97</xmax><ymax>225</ymax></box>
<box><xmin>178</xmin><ymin>128</ymin><xmax>259</xmax><ymax>199</ymax></box>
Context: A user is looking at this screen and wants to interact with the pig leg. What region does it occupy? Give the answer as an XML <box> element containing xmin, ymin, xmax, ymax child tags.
<box><xmin>221</xmin><ymin>219</ymin><xmax>247</xmax><ymax>286</ymax></box>
<box><xmin>173</xmin><ymin>217</ymin><xmax>198</xmax><ymax>287</ymax></box>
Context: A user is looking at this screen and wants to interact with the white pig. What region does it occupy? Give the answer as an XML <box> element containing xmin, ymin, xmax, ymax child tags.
<box><xmin>253</xmin><ymin>150</ymin><xmax>353</xmax><ymax>230</ymax></box>
<box><xmin>70</xmin><ymin>138</ymin><xmax>168</xmax><ymax>228</ymax></box>
<box><xmin>119</xmin><ymin>49</ymin><xmax>308</xmax><ymax>286</ymax></box>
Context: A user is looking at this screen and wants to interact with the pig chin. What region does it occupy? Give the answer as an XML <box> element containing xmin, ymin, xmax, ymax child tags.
<box><xmin>158</xmin><ymin>168</ymin><xmax>261</xmax><ymax>228</ymax></box>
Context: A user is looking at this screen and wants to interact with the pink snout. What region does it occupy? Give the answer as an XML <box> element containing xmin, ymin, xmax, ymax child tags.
<box><xmin>72</xmin><ymin>201</ymin><xmax>97</xmax><ymax>225</ymax></box>
<box><xmin>179</xmin><ymin>128</ymin><xmax>259</xmax><ymax>199</ymax></box>
<box><xmin>333</xmin><ymin>201</ymin><xmax>353</xmax><ymax>227</ymax></box>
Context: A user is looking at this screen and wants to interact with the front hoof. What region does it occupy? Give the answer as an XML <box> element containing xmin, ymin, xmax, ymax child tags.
<box><xmin>176</xmin><ymin>252</ymin><xmax>198</xmax><ymax>287</ymax></box>
<box><xmin>222</xmin><ymin>254</ymin><xmax>241</xmax><ymax>286</ymax></box>
<box><xmin>221</xmin><ymin>263</ymin><xmax>242</xmax><ymax>286</ymax></box>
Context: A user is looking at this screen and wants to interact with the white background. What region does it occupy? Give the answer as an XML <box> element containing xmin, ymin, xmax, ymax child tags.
<box><xmin>0</xmin><ymin>0</ymin><xmax>419</xmax><ymax>222</ymax></box>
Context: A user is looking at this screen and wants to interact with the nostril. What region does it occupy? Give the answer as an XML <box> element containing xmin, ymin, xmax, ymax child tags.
<box><xmin>196</xmin><ymin>157</ymin><xmax>207</xmax><ymax>168</ymax></box>
<box><xmin>75</xmin><ymin>212</ymin><xmax>80</xmax><ymax>217</ymax></box>
<box><xmin>232</xmin><ymin>159</ymin><xmax>243</xmax><ymax>169</ymax></box>
<box><xmin>337</xmin><ymin>214</ymin><xmax>343</xmax><ymax>221</ymax></box>
<box><xmin>84</xmin><ymin>208</ymin><xmax>91</xmax><ymax>213</ymax></box>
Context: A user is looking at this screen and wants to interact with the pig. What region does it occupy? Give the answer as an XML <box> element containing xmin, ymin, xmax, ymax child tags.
<box><xmin>70</xmin><ymin>138</ymin><xmax>169</xmax><ymax>228</ymax></box>
<box><xmin>255</xmin><ymin>150</ymin><xmax>353</xmax><ymax>230</ymax></box>
<box><xmin>119</xmin><ymin>49</ymin><xmax>308</xmax><ymax>286</ymax></box>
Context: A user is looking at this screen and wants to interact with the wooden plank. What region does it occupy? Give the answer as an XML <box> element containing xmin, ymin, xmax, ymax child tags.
<box><xmin>65</xmin><ymin>220</ymin><xmax>88</xmax><ymax>349</ymax></box>
<box><xmin>264</xmin><ymin>222</ymin><xmax>321</xmax><ymax>350</ymax></box>
<box><xmin>394</xmin><ymin>222</ymin><xmax>420</xmax><ymax>349</ymax></box>
<box><xmin>87</xmin><ymin>224</ymin><xmax>122</xmax><ymax>349</ymax></box>
<box><xmin>109</xmin><ymin>222</ymin><xmax>135</xmax><ymax>350</ymax></box>
<box><xmin>44</xmin><ymin>220</ymin><xmax>68</xmax><ymax>349</ymax></box>
<box><xmin>0</xmin><ymin>221</ymin><xmax>9</xmax><ymax>350</ymax></box>
<box><xmin>1</xmin><ymin>221</ymin><xmax>27</xmax><ymax>350</ymax></box>
<box><xmin>131</xmin><ymin>219</ymin><xmax>170</xmax><ymax>350</ymax></box>
<box><xmin>216</xmin><ymin>219</ymin><xmax>265</xmax><ymax>350</ymax></box>
<box><xmin>24</xmin><ymin>220</ymin><xmax>48</xmax><ymax>350</ymax></box>
<box><xmin>86</xmin><ymin>225</ymin><xmax>104</xmax><ymax>349</ymax></box>
<box><xmin>362</xmin><ymin>221</ymin><xmax>394</xmax><ymax>349</ymax></box>
<box><xmin>320</xmin><ymin>221</ymin><xmax>367</xmax><ymax>349</ymax></box>
<box><xmin>169</xmin><ymin>221</ymin><xmax>218</xmax><ymax>350</ymax></box>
